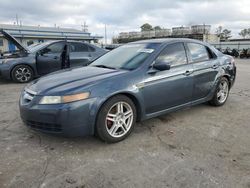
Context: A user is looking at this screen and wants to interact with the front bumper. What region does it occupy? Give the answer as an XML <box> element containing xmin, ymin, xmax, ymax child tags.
<box><xmin>0</xmin><ymin>63</ymin><xmax>11</xmax><ymax>79</ymax></box>
<box><xmin>19</xmin><ymin>92</ymin><xmax>97</xmax><ymax>137</ymax></box>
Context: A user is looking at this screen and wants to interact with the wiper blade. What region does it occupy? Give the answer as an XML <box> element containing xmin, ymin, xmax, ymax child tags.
<box><xmin>93</xmin><ymin>65</ymin><xmax>117</xmax><ymax>70</ymax></box>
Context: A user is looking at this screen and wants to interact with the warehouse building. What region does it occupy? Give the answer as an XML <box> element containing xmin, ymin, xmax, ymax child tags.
<box><xmin>0</xmin><ymin>24</ymin><xmax>102</xmax><ymax>53</ymax></box>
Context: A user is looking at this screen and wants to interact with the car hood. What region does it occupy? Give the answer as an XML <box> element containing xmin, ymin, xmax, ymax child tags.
<box><xmin>28</xmin><ymin>66</ymin><xmax>127</xmax><ymax>95</ymax></box>
<box><xmin>0</xmin><ymin>29</ymin><xmax>29</xmax><ymax>53</ymax></box>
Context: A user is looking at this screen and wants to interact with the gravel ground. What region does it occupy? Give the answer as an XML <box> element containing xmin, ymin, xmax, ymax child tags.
<box><xmin>0</xmin><ymin>59</ymin><xmax>249</xmax><ymax>188</ymax></box>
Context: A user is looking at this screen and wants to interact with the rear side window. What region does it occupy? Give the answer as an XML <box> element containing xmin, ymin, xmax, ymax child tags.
<box><xmin>70</xmin><ymin>43</ymin><xmax>89</xmax><ymax>52</ymax></box>
<box><xmin>88</xmin><ymin>45</ymin><xmax>96</xmax><ymax>52</ymax></box>
<box><xmin>187</xmin><ymin>43</ymin><xmax>209</xmax><ymax>62</ymax></box>
<box><xmin>156</xmin><ymin>42</ymin><xmax>187</xmax><ymax>67</ymax></box>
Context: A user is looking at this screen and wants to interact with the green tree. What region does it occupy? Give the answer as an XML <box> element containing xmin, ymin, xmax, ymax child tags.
<box><xmin>239</xmin><ymin>28</ymin><xmax>250</xmax><ymax>38</ymax></box>
<box><xmin>239</xmin><ymin>29</ymin><xmax>248</xmax><ymax>38</ymax></box>
<box><xmin>222</xmin><ymin>29</ymin><xmax>232</xmax><ymax>40</ymax></box>
<box><xmin>140</xmin><ymin>23</ymin><xmax>153</xmax><ymax>31</ymax></box>
<box><xmin>216</xmin><ymin>26</ymin><xmax>232</xmax><ymax>40</ymax></box>
<box><xmin>216</xmin><ymin>26</ymin><xmax>223</xmax><ymax>38</ymax></box>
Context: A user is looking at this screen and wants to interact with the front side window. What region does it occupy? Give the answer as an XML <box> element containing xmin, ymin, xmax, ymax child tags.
<box><xmin>45</xmin><ymin>42</ymin><xmax>65</xmax><ymax>53</ymax></box>
<box><xmin>70</xmin><ymin>43</ymin><xmax>89</xmax><ymax>52</ymax></box>
<box><xmin>187</xmin><ymin>43</ymin><xmax>209</xmax><ymax>62</ymax></box>
<box><xmin>91</xmin><ymin>43</ymin><xmax>160</xmax><ymax>70</ymax></box>
<box><xmin>156</xmin><ymin>42</ymin><xmax>187</xmax><ymax>67</ymax></box>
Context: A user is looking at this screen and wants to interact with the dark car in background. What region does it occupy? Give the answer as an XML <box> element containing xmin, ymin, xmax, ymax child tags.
<box><xmin>20</xmin><ymin>38</ymin><xmax>236</xmax><ymax>143</ymax></box>
<box><xmin>0</xmin><ymin>30</ymin><xmax>106</xmax><ymax>83</ymax></box>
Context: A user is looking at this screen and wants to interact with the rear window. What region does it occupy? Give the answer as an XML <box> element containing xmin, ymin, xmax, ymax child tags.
<box><xmin>187</xmin><ymin>43</ymin><xmax>209</xmax><ymax>62</ymax></box>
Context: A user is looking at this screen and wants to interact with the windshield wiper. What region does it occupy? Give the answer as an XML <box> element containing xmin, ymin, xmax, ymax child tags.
<box><xmin>93</xmin><ymin>65</ymin><xmax>117</xmax><ymax>70</ymax></box>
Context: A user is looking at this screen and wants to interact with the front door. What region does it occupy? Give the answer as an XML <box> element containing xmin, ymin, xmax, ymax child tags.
<box><xmin>36</xmin><ymin>42</ymin><xmax>65</xmax><ymax>75</ymax></box>
<box><xmin>142</xmin><ymin>42</ymin><xmax>194</xmax><ymax>114</ymax></box>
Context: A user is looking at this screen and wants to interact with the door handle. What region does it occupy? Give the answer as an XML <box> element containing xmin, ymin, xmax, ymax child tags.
<box><xmin>212</xmin><ymin>64</ymin><xmax>219</xmax><ymax>69</ymax></box>
<box><xmin>183</xmin><ymin>69</ymin><xmax>193</xmax><ymax>76</ymax></box>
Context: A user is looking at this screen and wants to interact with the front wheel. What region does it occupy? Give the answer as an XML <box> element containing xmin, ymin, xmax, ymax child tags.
<box><xmin>209</xmin><ymin>77</ymin><xmax>229</xmax><ymax>106</ymax></box>
<box><xmin>11</xmin><ymin>65</ymin><xmax>34</xmax><ymax>83</ymax></box>
<box><xmin>96</xmin><ymin>95</ymin><xmax>136</xmax><ymax>143</ymax></box>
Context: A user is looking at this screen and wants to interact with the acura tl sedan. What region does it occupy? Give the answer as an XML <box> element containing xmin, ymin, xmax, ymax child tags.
<box><xmin>0</xmin><ymin>30</ymin><xmax>106</xmax><ymax>83</ymax></box>
<box><xmin>19</xmin><ymin>38</ymin><xmax>236</xmax><ymax>143</ymax></box>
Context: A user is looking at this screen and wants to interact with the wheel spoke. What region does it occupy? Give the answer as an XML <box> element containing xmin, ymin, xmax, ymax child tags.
<box><xmin>106</xmin><ymin>117</ymin><xmax>115</xmax><ymax>122</ymax></box>
<box><xmin>120</xmin><ymin>121</ymin><xmax>127</xmax><ymax>132</ymax></box>
<box><xmin>124</xmin><ymin>110</ymin><xmax>132</xmax><ymax>120</ymax></box>
<box><xmin>117</xmin><ymin>102</ymin><xmax>123</xmax><ymax>113</ymax></box>
<box><xmin>217</xmin><ymin>91</ymin><xmax>222</xmax><ymax>98</ymax></box>
<box><xmin>222</xmin><ymin>82</ymin><xmax>227</xmax><ymax>90</ymax></box>
<box><xmin>110</xmin><ymin>124</ymin><xmax>119</xmax><ymax>135</ymax></box>
<box><xmin>121</xmin><ymin>124</ymin><xmax>127</xmax><ymax>132</ymax></box>
<box><xmin>107</xmin><ymin>113</ymin><xmax>116</xmax><ymax>117</ymax></box>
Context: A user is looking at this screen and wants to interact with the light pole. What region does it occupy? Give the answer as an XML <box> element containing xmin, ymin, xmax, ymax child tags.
<box><xmin>105</xmin><ymin>24</ymin><xmax>107</xmax><ymax>45</ymax></box>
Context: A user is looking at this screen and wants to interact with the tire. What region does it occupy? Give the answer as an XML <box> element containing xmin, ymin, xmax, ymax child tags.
<box><xmin>11</xmin><ymin>65</ymin><xmax>34</xmax><ymax>83</ymax></box>
<box><xmin>209</xmin><ymin>77</ymin><xmax>229</xmax><ymax>106</ymax></box>
<box><xmin>96</xmin><ymin>95</ymin><xmax>137</xmax><ymax>143</ymax></box>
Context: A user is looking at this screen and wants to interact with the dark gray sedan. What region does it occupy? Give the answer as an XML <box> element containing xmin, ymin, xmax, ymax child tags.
<box><xmin>20</xmin><ymin>38</ymin><xmax>236</xmax><ymax>143</ymax></box>
<box><xmin>0</xmin><ymin>30</ymin><xmax>106</xmax><ymax>83</ymax></box>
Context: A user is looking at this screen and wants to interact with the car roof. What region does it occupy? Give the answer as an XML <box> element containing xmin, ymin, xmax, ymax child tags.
<box><xmin>131</xmin><ymin>38</ymin><xmax>206</xmax><ymax>45</ymax></box>
<box><xmin>45</xmin><ymin>40</ymin><xmax>88</xmax><ymax>44</ymax></box>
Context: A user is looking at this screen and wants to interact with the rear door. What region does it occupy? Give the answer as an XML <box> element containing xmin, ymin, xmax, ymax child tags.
<box><xmin>69</xmin><ymin>42</ymin><xmax>92</xmax><ymax>67</ymax></box>
<box><xmin>142</xmin><ymin>42</ymin><xmax>194</xmax><ymax>114</ymax></box>
<box><xmin>185</xmin><ymin>42</ymin><xmax>219</xmax><ymax>101</ymax></box>
<box><xmin>36</xmin><ymin>41</ymin><xmax>65</xmax><ymax>75</ymax></box>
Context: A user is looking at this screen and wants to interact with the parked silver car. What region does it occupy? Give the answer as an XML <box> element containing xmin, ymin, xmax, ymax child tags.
<box><xmin>0</xmin><ymin>30</ymin><xmax>107</xmax><ymax>83</ymax></box>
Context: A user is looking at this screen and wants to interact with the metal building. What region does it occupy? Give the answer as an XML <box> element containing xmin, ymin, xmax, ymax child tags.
<box><xmin>191</xmin><ymin>25</ymin><xmax>211</xmax><ymax>34</ymax></box>
<box><xmin>0</xmin><ymin>24</ymin><xmax>102</xmax><ymax>53</ymax></box>
<box><xmin>172</xmin><ymin>26</ymin><xmax>191</xmax><ymax>36</ymax></box>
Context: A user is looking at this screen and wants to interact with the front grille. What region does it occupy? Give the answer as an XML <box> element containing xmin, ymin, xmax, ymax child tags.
<box><xmin>26</xmin><ymin>120</ymin><xmax>62</xmax><ymax>132</ymax></box>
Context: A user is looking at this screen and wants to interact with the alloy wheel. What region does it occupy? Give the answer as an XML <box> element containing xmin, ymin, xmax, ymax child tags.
<box><xmin>105</xmin><ymin>101</ymin><xmax>134</xmax><ymax>138</ymax></box>
<box><xmin>15</xmin><ymin>67</ymin><xmax>32</xmax><ymax>82</ymax></box>
<box><xmin>217</xmin><ymin>80</ymin><xmax>229</xmax><ymax>104</ymax></box>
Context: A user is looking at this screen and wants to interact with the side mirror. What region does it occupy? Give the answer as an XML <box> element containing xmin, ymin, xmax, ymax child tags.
<box><xmin>40</xmin><ymin>48</ymin><xmax>50</xmax><ymax>55</ymax></box>
<box><xmin>153</xmin><ymin>61</ymin><xmax>171</xmax><ymax>71</ymax></box>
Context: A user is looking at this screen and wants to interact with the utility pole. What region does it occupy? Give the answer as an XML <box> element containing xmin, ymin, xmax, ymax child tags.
<box><xmin>16</xmin><ymin>14</ymin><xmax>19</xmax><ymax>25</ymax></box>
<box><xmin>81</xmin><ymin>21</ymin><xmax>88</xmax><ymax>32</ymax></box>
<box><xmin>105</xmin><ymin>24</ymin><xmax>107</xmax><ymax>45</ymax></box>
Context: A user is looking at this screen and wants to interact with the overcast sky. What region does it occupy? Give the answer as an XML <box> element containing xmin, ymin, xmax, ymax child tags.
<box><xmin>0</xmin><ymin>0</ymin><xmax>250</xmax><ymax>43</ymax></box>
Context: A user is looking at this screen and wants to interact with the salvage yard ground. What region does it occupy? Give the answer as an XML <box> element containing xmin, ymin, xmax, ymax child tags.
<box><xmin>0</xmin><ymin>59</ymin><xmax>250</xmax><ymax>188</ymax></box>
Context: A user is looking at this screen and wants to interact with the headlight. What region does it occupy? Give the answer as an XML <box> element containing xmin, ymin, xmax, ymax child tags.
<box><xmin>39</xmin><ymin>92</ymin><xmax>90</xmax><ymax>104</ymax></box>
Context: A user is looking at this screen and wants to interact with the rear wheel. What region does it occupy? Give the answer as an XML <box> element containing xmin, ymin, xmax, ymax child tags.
<box><xmin>11</xmin><ymin>65</ymin><xmax>34</xmax><ymax>83</ymax></box>
<box><xmin>96</xmin><ymin>95</ymin><xmax>136</xmax><ymax>143</ymax></box>
<box><xmin>209</xmin><ymin>77</ymin><xmax>229</xmax><ymax>106</ymax></box>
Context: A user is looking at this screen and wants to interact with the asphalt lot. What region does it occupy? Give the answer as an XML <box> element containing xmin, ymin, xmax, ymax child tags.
<box><xmin>0</xmin><ymin>59</ymin><xmax>250</xmax><ymax>188</ymax></box>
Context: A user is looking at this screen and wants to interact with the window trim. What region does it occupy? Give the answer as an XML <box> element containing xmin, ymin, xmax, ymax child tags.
<box><xmin>185</xmin><ymin>42</ymin><xmax>217</xmax><ymax>64</ymax></box>
<box><xmin>151</xmin><ymin>42</ymin><xmax>189</xmax><ymax>69</ymax></box>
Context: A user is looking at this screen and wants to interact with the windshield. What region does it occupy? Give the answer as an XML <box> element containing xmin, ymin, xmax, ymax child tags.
<box><xmin>91</xmin><ymin>43</ymin><xmax>160</xmax><ymax>70</ymax></box>
<box><xmin>28</xmin><ymin>41</ymin><xmax>52</xmax><ymax>53</ymax></box>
